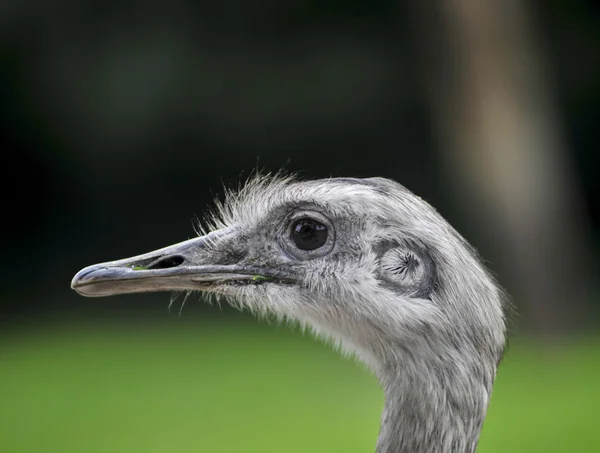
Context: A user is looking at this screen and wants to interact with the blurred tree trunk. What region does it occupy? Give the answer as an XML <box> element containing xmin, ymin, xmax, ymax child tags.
<box><xmin>410</xmin><ymin>0</ymin><xmax>596</xmax><ymax>335</ymax></box>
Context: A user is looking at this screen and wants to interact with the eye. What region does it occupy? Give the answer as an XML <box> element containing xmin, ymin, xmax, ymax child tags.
<box><xmin>282</xmin><ymin>210</ymin><xmax>335</xmax><ymax>260</ymax></box>
<box><xmin>291</xmin><ymin>218</ymin><xmax>328</xmax><ymax>251</ymax></box>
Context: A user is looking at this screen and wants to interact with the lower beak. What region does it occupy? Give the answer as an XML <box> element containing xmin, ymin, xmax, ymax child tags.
<box><xmin>71</xmin><ymin>230</ymin><xmax>275</xmax><ymax>297</ymax></box>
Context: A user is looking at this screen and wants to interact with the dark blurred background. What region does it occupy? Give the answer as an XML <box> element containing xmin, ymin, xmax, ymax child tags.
<box><xmin>1</xmin><ymin>1</ymin><xmax>599</xmax><ymax>452</ymax></box>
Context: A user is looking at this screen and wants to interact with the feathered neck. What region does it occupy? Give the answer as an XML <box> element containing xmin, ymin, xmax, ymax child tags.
<box><xmin>374</xmin><ymin>347</ymin><xmax>496</xmax><ymax>453</ymax></box>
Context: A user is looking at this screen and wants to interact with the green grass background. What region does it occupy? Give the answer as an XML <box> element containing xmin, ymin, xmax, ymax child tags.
<box><xmin>1</xmin><ymin>318</ymin><xmax>598</xmax><ymax>453</ymax></box>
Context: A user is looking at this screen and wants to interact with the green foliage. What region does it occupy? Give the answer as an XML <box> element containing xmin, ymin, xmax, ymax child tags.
<box><xmin>251</xmin><ymin>275</ymin><xmax>275</xmax><ymax>283</ymax></box>
<box><xmin>0</xmin><ymin>322</ymin><xmax>598</xmax><ymax>453</ymax></box>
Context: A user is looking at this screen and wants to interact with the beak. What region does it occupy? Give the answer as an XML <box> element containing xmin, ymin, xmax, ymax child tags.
<box><xmin>71</xmin><ymin>229</ymin><xmax>288</xmax><ymax>297</ymax></box>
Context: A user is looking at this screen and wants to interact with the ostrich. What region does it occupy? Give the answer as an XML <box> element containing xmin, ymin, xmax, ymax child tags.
<box><xmin>71</xmin><ymin>175</ymin><xmax>508</xmax><ymax>453</ymax></box>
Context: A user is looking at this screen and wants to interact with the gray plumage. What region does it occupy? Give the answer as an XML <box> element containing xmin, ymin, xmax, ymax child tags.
<box><xmin>71</xmin><ymin>175</ymin><xmax>508</xmax><ymax>453</ymax></box>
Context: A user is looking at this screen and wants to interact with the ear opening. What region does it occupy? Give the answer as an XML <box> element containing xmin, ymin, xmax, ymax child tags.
<box><xmin>377</xmin><ymin>241</ymin><xmax>437</xmax><ymax>300</ymax></box>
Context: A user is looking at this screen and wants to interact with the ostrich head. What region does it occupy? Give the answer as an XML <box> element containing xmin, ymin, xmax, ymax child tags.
<box><xmin>71</xmin><ymin>176</ymin><xmax>508</xmax><ymax>453</ymax></box>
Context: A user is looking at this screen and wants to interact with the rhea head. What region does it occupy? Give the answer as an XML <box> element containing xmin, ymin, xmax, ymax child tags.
<box><xmin>72</xmin><ymin>175</ymin><xmax>507</xmax><ymax>453</ymax></box>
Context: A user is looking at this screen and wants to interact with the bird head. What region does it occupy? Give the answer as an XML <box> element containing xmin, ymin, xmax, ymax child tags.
<box><xmin>72</xmin><ymin>176</ymin><xmax>506</xmax><ymax>370</ymax></box>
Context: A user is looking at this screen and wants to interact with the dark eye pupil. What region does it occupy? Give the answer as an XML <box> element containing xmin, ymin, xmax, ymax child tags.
<box><xmin>291</xmin><ymin>219</ymin><xmax>328</xmax><ymax>251</ymax></box>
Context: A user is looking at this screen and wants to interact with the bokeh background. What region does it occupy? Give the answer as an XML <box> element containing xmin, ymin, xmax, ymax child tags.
<box><xmin>1</xmin><ymin>1</ymin><xmax>599</xmax><ymax>452</ymax></box>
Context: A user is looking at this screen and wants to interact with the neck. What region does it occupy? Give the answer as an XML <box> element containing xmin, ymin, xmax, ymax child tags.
<box><xmin>375</xmin><ymin>351</ymin><xmax>495</xmax><ymax>453</ymax></box>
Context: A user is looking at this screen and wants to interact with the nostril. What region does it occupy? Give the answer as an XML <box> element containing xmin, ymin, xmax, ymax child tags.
<box><xmin>147</xmin><ymin>255</ymin><xmax>185</xmax><ymax>270</ymax></box>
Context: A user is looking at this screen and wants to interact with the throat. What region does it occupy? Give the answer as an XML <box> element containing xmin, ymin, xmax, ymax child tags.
<box><xmin>375</xmin><ymin>359</ymin><xmax>492</xmax><ymax>453</ymax></box>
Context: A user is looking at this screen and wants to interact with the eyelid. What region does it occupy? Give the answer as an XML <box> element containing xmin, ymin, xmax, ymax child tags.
<box><xmin>287</xmin><ymin>209</ymin><xmax>331</xmax><ymax>225</ymax></box>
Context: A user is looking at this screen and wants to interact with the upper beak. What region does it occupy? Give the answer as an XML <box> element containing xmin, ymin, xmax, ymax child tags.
<box><xmin>71</xmin><ymin>229</ymin><xmax>286</xmax><ymax>297</ymax></box>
